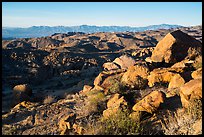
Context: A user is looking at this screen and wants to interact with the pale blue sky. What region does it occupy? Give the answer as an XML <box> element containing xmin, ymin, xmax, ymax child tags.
<box><xmin>2</xmin><ymin>2</ymin><xmax>202</xmax><ymax>27</ymax></box>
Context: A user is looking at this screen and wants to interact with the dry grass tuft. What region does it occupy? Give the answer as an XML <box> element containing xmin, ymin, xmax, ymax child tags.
<box><xmin>160</xmin><ymin>99</ymin><xmax>202</xmax><ymax>135</ymax></box>
<box><xmin>193</xmin><ymin>55</ymin><xmax>202</xmax><ymax>69</ymax></box>
<box><xmin>93</xmin><ymin>109</ymin><xmax>142</xmax><ymax>135</ymax></box>
<box><xmin>43</xmin><ymin>95</ymin><xmax>56</xmax><ymax>104</ymax></box>
<box><xmin>74</xmin><ymin>90</ymin><xmax>106</xmax><ymax>118</ymax></box>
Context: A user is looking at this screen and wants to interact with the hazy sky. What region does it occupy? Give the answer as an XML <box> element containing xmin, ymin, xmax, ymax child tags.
<box><xmin>2</xmin><ymin>2</ymin><xmax>202</xmax><ymax>27</ymax></box>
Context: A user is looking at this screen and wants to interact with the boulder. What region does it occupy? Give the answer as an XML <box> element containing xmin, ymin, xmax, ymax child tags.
<box><xmin>102</xmin><ymin>62</ymin><xmax>120</xmax><ymax>71</ymax></box>
<box><xmin>132</xmin><ymin>90</ymin><xmax>165</xmax><ymax>114</ymax></box>
<box><xmin>100</xmin><ymin>73</ymin><xmax>124</xmax><ymax>94</ymax></box>
<box><xmin>13</xmin><ymin>84</ymin><xmax>32</xmax><ymax>104</ymax></box>
<box><xmin>147</xmin><ymin>68</ymin><xmax>178</xmax><ymax>87</ymax></box>
<box><xmin>93</xmin><ymin>70</ymin><xmax>125</xmax><ymax>94</ymax></box>
<box><xmin>179</xmin><ymin>78</ymin><xmax>202</xmax><ymax>108</ymax></box>
<box><xmin>13</xmin><ymin>84</ymin><xmax>32</xmax><ymax>96</ymax></box>
<box><xmin>121</xmin><ymin>64</ymin><xmax>149</xmax><ymax>89</ymax></box>
<box><xmin>113</xmin><ymin>55</ymin><xmax>136</xmax><ymax>69</ymax></box>
<box><xmin>166</xmin><ymin>74</ymin><xmax>185</xmax><ymax>97</ymax></box>
<box><xmin>191</xmin><ymin>68</ymin><xmax>202</xmax><ymax>79</ymax></box>
<box><xmin>103</xmin><ymin>93</ymin><xmax>127</xmax><ymax>118</ymax></box>
<box><xmin>145</xmin><ymin>57</ymin><xmax>153</xmax><ymax>63</ymax></box>
<box><xmin>150</xmin><ymin>30</ymin><xmax>202</xmax><ymax>64</ymax></box>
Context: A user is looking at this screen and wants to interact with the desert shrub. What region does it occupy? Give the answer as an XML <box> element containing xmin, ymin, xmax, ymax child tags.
<box><xmin>107</xmin><ymin>79</ymin><xmax>126</xmax><ymax>95</ymax></box>
<box><xmin>97</xmin><ymin>109</ymin><xmax>142</xmax><ymax>135</ymax></box>
<box><xmin>122</xmin><ymin>75</ymin><xmax>148</xmax><ymax>90</ymax></box>
<box><xmin>133</xmin><ymin>76</ymin><xmax>148</xmax><ymax>89</ymax></box>
<box><xmin>2</xmin><ymin>125</ymin><xmax>17</xmax><ymax>135</ymax></box>
<box><xmin>86</xmin><ymin>90</ymin><xmax>105</xmax><ymax>106</ymax></box>
<box><xmin>193</xmin><ymin>55</ymin><xmax>202</xmax><ymax>69</ymax></box>
<box><xmin>43</xmin><ymin>95</ymin><xmax>56</xmax><ymax>104</ymax></box>
<box><xmin>187</xmin><ymin>99</ymin><xmax>202</xmax><ymax>119</ymax></box>
<box><xmin>76</xmin><ymin>90</ymin><xmax>106</xmax><ymax>117</ymax></box>
<box><xmin>160</xmin><ymin>106</ymin><xmax>202</xmax><ymax>135</ymax></box>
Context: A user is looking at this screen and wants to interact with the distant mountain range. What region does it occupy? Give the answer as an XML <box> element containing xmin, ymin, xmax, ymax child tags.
<box><xmin>2</xmin><ymin>24</ymin><xmax>183</xmax><ymax>38</ymax></box>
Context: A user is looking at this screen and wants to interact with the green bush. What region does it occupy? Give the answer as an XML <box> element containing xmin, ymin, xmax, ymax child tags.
<box><xmin>98</xmin><ymin>109</ymin><xmax>142</xmax><ymax>135</ymax></box>
<box><xmin>81</xmin><ymin>90</ymin><xmax>106</xmax><ymax>116</ymax></box>
<box><xmin>107</xmin><ymin>79</ymin><xmax>126</xmax><ymax>95</ymax></box>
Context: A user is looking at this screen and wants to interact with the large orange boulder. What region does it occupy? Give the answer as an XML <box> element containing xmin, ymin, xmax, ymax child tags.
<box><xmin>150</xmin><ymin>30</ymin><xmax>202</xmax><ymax>64</ymax></box>
<box><xmin>179</xmin><ymin>78</ymin><xmax>202</xmax><ymax>108</ymax></box>
<box><xmin>132</xmin><ymin>91</ymin><xmax>165</xmax><ymax>114</ymax></box>
<box><xmin>93</xmin><ymin>69</ymin><xmax>126</xmax><ymax>87</ymax></box>
<box><xmin>100</xmin><ymin>73</ymin><xmax>124</xmax><ymax>94</ymax></box>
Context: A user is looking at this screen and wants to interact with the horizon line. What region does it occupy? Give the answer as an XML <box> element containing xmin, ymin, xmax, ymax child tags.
<box><xmin>3</xmin><ymin>23</ymin><xmax>194</xmax><ymax>28</ymax></box>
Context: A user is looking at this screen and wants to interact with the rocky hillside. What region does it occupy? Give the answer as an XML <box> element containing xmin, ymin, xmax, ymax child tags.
<box><xmin>2</xmin><ymin>26</ymin><xmax>202</xmax><ymax>135</ymax></box>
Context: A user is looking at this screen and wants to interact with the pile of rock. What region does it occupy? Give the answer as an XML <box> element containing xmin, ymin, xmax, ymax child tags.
<box><xmin>80</xmin><ymin>30</ymin><xmax>202</xmax><ymax>117</ymax></box>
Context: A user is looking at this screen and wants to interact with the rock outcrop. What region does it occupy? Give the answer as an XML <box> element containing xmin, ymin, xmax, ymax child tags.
<box><xmin>150</xmin><ymin>30</ymin><xmax>202</xmax><ymax>64</ymax></box>
<box><xmin>2</xmin><ymin>26</ymin><xmax>202</xmax><ymax>135</ymax></box>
